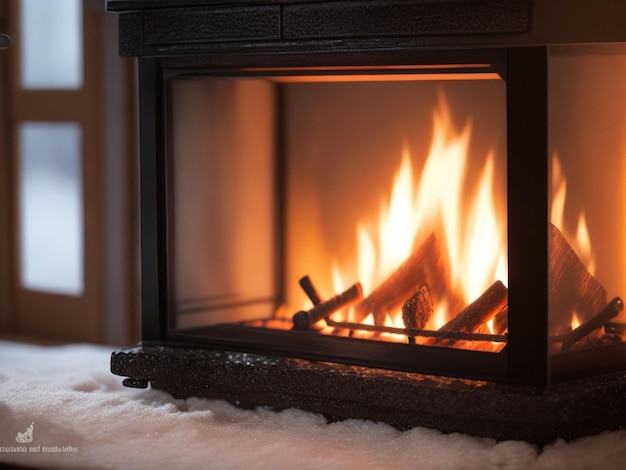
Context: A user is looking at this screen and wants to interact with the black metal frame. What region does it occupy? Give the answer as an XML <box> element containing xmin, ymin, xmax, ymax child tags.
<box><xmin>506</xmin><ymin>47</ymin><xmax>550</xmax><ymax>385</ymax></box>
<box><xmin>121</xmin><ymin>0</ymin><xmax>626</xmax><ymax>387</ymax></box>
<box><xmin>135</xmin><ymin>46</ymin><xmax>558</xmax><ymax>384</ymax></box>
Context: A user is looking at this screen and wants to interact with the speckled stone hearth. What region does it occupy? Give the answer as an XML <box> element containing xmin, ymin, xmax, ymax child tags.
<box><xmin>111</xmin><ymin>346</ymin><xmax>626</xmax><ymax>445</ymax></box>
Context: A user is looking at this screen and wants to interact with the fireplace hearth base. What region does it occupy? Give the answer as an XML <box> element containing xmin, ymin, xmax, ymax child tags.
<box><xmin>111</xmin><ymin>346</ymin><xmax>626</xmax><ymax>445</ymax></box>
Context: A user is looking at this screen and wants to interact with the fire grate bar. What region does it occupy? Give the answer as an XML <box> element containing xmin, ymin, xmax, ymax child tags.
<box><xmin>323</xmin><ymin>318</ymin><xmax>508</xmax><ymax>343</ymax></box>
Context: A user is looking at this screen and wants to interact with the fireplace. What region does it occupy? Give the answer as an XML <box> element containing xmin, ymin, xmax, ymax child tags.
<box><xmin>107</xmin><ymin>0</ymin><xmax>626</xmax><ymax>443</ymax></box>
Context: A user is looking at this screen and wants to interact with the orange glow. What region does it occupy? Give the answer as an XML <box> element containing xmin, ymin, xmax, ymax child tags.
<box><xmin>244</xmin><ymin>64</ymin><xmax>494</xmax><ymax>73</ymax></box>
<box><xmin>575</xmin><ymin>213</ymin><xmax>595</xmax><ymax>274</ymax></box>
<box><xmin>269</xmin><ymin>73</ymin><xmax>501</xmax><ymax>83</ymax></box>
<box><xmin>571</xmin><ymin>312</ymin><xmax>581</xmax><ymax>330</ymax></box>
<box><xmin>431</xmin><ymin>302</ymin><xmax>448</xmax><ymax>331</ymax></box>
<box><xmin>244</xmin><ymin>64</ymin><xmax>500</xmax><ymax>83</ymax></box>
<box><xmin>486</xmin><ymin>318</ymin><xmax>495</xmax><ymax>335</ymax></box>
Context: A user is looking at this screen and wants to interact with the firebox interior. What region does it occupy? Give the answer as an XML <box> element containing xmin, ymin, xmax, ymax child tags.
<box><xmin>167</xmin><ymin>72</ymin><xmax>508</xmax><ymax>338</ymax></box>
<box><xmin>158</xmin><ymin>45</ymin><xmax>626</xmax><ymax>384</ymax></box>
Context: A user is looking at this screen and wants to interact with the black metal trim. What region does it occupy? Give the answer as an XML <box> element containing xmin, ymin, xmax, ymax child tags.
<box><xmin>156</xmin><ymin>56</ymin><xmax>510</xmax><ymax>382</ymax></box>
<box><xmin>551</xmin><ymin>342</ymin><xmax>626</xmax><ymax>383</ymax></box>
<box><xmin>506</xmin><ymin>47</ymin><xmax>550</xmax><ymax>385</ymax></box>
<box><xmin>159</xmin><ymin>48</ymin><xmax>508</xmax><ymax>73</ymax></box>
<box><xmin>139</xmin><ymin>58</ymin><xmax>169</xmax><ymax>344</ymax></box>
<box><xmin>167</xmin><ymin>325</ymin><xmax>509</xmax><ymax>382</ymax></box>
<box><xmin>274</xmin><ymin>83</ymin><xmax>287</xmax><ymax>313</ymax></box>
<box><xmin>282</xmin><ymin>0</ymin><xmax>530</xmax><ymax>39</ymax></box>
<box><xmin>110</xmin><ymin>0</ymin><xmax>626</xmax><ymax>59</ymax></box>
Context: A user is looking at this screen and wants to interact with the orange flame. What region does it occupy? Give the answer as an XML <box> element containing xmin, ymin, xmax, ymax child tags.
<box><xmin>332</xmin><ymin>95</ymin><xmax>507</xmax><ymax>328</ymax></box>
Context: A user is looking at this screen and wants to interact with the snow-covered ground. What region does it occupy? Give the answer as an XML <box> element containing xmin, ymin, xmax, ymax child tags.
<box><xmin>1</xmin><ymin>340</ymin><xmax>625</xmax><ymax>470</ymax></box>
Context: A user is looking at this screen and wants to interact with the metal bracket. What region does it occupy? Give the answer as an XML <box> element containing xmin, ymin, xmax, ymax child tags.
<box><xmin>0</xmin><ymin>34</ymin><xmax>11</xmax><ymax>49</ymax></box>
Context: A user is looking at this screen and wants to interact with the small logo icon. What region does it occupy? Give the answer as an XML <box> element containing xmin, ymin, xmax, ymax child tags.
<box><xmin>16</xmin><ymin>423</ymin><xmax>34</xmax><ymax>444</ymax></box>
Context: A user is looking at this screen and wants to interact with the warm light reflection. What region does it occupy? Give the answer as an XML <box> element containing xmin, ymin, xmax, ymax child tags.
<box><xmin>551</xmin><ymin>152</ymin><xmax>596</xmax><ymax>275</ymax></box>
<box><xmin>269</xmin><ymin>73</ymin><xmax>501</xmax><ymax>83</ymax></box>
<box><xmin>432</xmin><ymin>302</ymin><xmax>448</xmax><ymax>331</ymax></box>
<box><xmin>576</xmin><ymin>213</ymin><xmax>595</xmax><ymax>274</ymax></box>
<box><xmin>551</xmin><ymin>152</ymin><xmax>599</xmax><ymax>336</ymax></box>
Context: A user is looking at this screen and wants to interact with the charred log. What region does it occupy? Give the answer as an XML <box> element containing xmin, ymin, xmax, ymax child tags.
<box><xmin>402</xmin><ymin>286</ymin><xmax>433</xmax><ymax>344</ymax></box>
<box><xmin>354</xmin><ymin>233</ymin><xmax>447</xmax><ymax>325</ymax></box>
<box><xmin>292</xmin><ymin>283</ymin><xmax>362</xmax><ymax>330</ymax></box>
<box><xmin>299</xmin><ymin>275</ymin><xmax>323</xmax><ymax>305</ymax></box>
<box><xmin>493</xmin><ymin>305</ymin><xmax>508</xmax><ymax>334</ymax></box>
<box><xmin>432</xmin><ymin>280</ymin><xmax>508</xmax><ymax>346</ymax></box>
<box><xmin>561</xmin><ymin>297</ymin><xmax>623</xmax><ymax>352</ymax></box>
<box><xmin>549</xmin><ymin>222</ymin><xmax>607</xmax><ymax>335</ymax></box>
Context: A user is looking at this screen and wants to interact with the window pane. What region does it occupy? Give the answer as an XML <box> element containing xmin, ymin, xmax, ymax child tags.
<box><xmin>19</xmin><ymin>122</ymin><xmax>84</xmax><ymax>295</ymax></box>
<box><xmin>20</xmin><ymin>0</ymin><xmax>83</xmax><ymax>89</ymax></box>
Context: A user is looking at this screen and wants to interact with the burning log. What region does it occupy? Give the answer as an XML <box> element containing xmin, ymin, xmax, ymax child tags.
<box><xmin>549</xmin><ymin>222</ymin><xmax>607</xmax><ymax>334</ymax></box>
<box><xmin>560</xmin><ymin>297</ymin><xmax>623</xmax><ymax>352</ymax></box>
<box><xmin>299</xmin><ymin>275</ymin><xmax>323</xmax><ymax>305</ymax></box>
<box><xmin>493</xmin><ymin>305</ymin><xmax>508</xmax><ymax>335</ymax></box>
<box><xmin>433</xmin><ymin>280</ymin><xmax>508</xmax><ymax>346</ymax></box>
<box><xmin>292</xmin><ymin>283</ymin><xmax>362</xmax><ymax>330</ymax></box>
<box><xmin>353</xmin><ymin>232</ymin><xmax>446</xmax><ymax>325</ymax></box>
<box><xmin>402</xmin><ymin>286</ymin><xmax>433</xmax><ymax>344</ymax></box>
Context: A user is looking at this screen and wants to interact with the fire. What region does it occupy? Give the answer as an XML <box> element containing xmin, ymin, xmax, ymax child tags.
<box><xmin>486</xmin><ymin>318</ymin><xmax>495</xmax><ymax>335</ymax></box>
<box><xmin>551</xmin><ymin>152</ymin><xmax>596</xmax><ymax>275</ymax></box>
<box><xmin>331</xmin><ymin>95</ymin><xmax>508</xmax><ymax>332</ymax></box>
<box><xmin>550</xmin><ymin>152</ymin><xmax>598</xmax><ymax>332</ymax></box>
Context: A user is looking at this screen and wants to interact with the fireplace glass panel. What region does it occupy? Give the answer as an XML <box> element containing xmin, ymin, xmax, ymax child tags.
<box><xmin>167</xmin><ymin>72</ymin><xmax>509</xmax><ymax>354</ymax></box>
<box><xmin>548</xmin><ymin>44</ymin><xmax>626</xmax><ymax>363</ymax></box>
<box><xmin>168</xmin><ymin>79</ymin><xmax>277</xmax><ymax>329</ymax></box>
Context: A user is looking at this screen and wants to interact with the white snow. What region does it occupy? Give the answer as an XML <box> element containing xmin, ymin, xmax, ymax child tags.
<box><xmin>0</xmin><ymin>340</ymin><xmax>625</xmax><ymax>469</ymax></box>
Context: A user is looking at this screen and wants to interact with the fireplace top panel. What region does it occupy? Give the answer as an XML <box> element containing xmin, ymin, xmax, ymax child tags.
<box><xmin>107</xmin><ymin>0</ymin><xmax>626</xmax><ymax>58</ymax></box>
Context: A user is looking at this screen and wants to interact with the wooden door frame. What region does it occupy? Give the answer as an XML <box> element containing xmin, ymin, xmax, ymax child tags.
<box><xmin>0</xmin><ymin>3</ymin><xmax>11</xmax><ymax>333</ymax></box>
<box><xmin>0</xmin><ymin>0</ymin><xmax>139</xmax><ymax>344</ymax></box>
